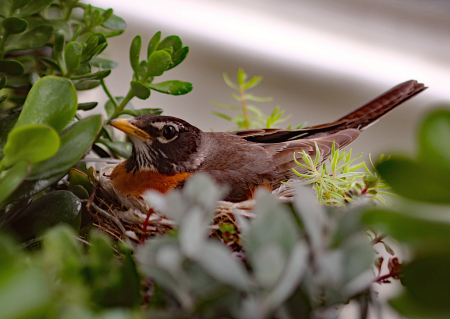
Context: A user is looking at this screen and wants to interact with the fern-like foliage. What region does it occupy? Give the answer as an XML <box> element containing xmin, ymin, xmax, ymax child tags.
<box><xmin>213</xmin><ymin>68</ymin><xmax>293</xmax><ymax>129</ymax></box>
<box><xmin>293</xmin><ymin>142</ymin><xmax>392</xmax><ymax>207</ymax></box>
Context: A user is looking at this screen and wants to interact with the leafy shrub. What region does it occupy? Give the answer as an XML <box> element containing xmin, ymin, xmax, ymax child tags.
<box><xmin>0</xmin><ymin>1</ymin><xmax>449</xmax><ymax>318</ymax></box>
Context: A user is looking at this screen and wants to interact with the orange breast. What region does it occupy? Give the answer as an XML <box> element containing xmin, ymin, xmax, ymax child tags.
<box><xmin>110</xmin><ymin>161</ymin><xmax>191</xmax><ymax>197</ymax></box>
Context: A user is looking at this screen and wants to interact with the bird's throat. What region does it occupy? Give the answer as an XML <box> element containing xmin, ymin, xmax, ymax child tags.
<box><xmin>110</xmin><ymin>161</ymin><xmax>191</xmax><ymax>197</ymax></box>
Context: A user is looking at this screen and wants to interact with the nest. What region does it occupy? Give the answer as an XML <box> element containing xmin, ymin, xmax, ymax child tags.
<box><xmin>89</xmin><ymin>164</ymin><xmax>296</xmax><ymax>249</ymax></box>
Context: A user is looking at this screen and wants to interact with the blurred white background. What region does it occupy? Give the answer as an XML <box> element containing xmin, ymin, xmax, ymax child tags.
<box><xmin>83</xmin><ymin>0</ymin><xmax>450</xmax><ymax>317</ymax></box>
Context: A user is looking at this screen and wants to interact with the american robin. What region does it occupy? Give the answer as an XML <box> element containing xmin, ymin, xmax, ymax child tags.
<box><xmin>108</xmin><ymin>80</ymin><xmax>425</xmax><ymax>202</ymax></box>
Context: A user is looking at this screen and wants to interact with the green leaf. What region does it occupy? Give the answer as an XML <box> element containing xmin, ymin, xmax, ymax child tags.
<box><xmin>77</xmin><ymin>102</ymin><xmax>98</xmax><ymax>111</ymax></box>
<box><xmin>129</xmin><ymin>35</ymin><xmax>141</xmax><ymax>78</ymax></box>
<box><xmin>10</xmin><ymin>0</ymin><xmax>32</xmax><ymax>11</ymax></box>
<box><xmin>70</xmin><ymin>69</ymin><xmax>111</xmax><ymax>81</ymax></box>
<box><xmin>74</xmin><ymin>80</ymin><xmax>101</xmax><ymax>90</ymax></box>
<box><xmin>0</xmin><ymin>75</ymin><xmax>6</xmax><ymax>90</ymax></box>
<box><xmin>0</xmin><ymin>114</ymin><xmax>20</xmax><ymax>160</ymax></box>
<box><xmin>418</xmin><ymin>109</ymin><xmax>450</xmax><ymax>175</ymax></box>
<box><xmin>148</xmin><ymin>80</ymin><xmax>192</xmax><ymax>96</ymax></box>
<box><xmin>90</xmin><ymin>56</ymin><xmax>117</xmax><ymax>69</ymax></box>
<box><xmin>5</xmin><ymin>25</ymin><xmax>53</xmax><ymax>52</ymax></box>
<box><xmin>168</xmin><ymin>46</ymin><xmax>189</xmax><ymax>70</ymax></box>
<box><xmin>0</xmin><ymin>95</ymin><xmax>6</xmax><ymax>103</ymax></box>
<box><xmin>362</xmin><ymin>208</ymin><xmax>450</xmax><ymax>247</ymax></box>
<box><xmin>158</xmin><ymin>35</ymin><xmax>182</xmax><ymax>53</ymax></box>
<box><xmin>222</xmin><ymin>73</ymin><xmax>238</xmax><ymax>90</ymax></box>
<box><xmin>390</xmin><ymin>291</ymin><xmax>450</xmax><ymax>319</ymax></box>
<box><xmin>377</xmin><ymin>157</ymin><xmax>450</xmax><ymax>204</ymax></box>
<box><xmin>130</xmin><ymin>81</ymin><xmax>150</xmax><ymax>99</ymax></box>
<box><xmin>248</xmin><ymin>189</ymin><xmax>299</xmax><ymax>264</ymax></box>
<box><xmin>16</xmin><ymin>0</ymin><xmax>52</xmax><ymax>17</ymax></box>
<box><xmin>98</xmin><ymin>140</ymin><xmax>131</xmax><ymax>158</ymax></box>
<box><xmin>243</xmin><ymin>76</ymin><xmax>262</xmax><ymax>90</ymax></box>
<box><xmin>121</xmin><ymin>108</ymin><xmax>162</xmax><ymax>117</ymax></box>
<box><xmin>6</xmin><ymin>191</ymin><xmax>81</xmax><ymax>241</ymax></box>
<box><xmin>147</xmin><ymin>31</ymin><xmax>161</xmax><ymax>58</ymax></box>
<box><xmin>0</xmin><ymin>264</ymin><xmax>51</xmax><ymax>319</ymax></box>
<box><xmin>0</xmin><ymin>161</ymin><xmax>28</xmax><ymax>208</ymax></box>
<box><xmin>1</xmin><ymin>17</ymin><xmax>27</xmax><ymax>35</ymax></box>
<box><xmin>15</xmin><ymin>76</ymin><xmax>77</xmax><ymax>132</ymax></box>
<box><xmin>39</xmin><ymin>57</ymin><xmax>61</xmax><ymax>72</ymax></box>
<box><xmin>102</xmin><ymin>13</ymin><xmax>126</xmax><ymax>30</ymax></box>
<box><xmin>6</xmin><ymin>173</ymin><xmax>64</xmax><ymax>204</ymax></box>
<box><xmin>145</xmin><ymin>50</ymin><xmax>171</xmax><ymax>77</ymax></box>
<box><xmin>2</xmin><ymin>124</ymin><xmax>59</xmax><ymax>168</ymax></box>
<box><xmin>53</xmin><ymin>30</ymin><xmax>65</xmax><ymax>57</ymax></box>
<box><xmin>68</xmin><ymin>168</ymin><xmax>94</xmax><ymax>194</ymax></box>
<box><xmin>27</xmin><ymin>115</ymin><xmax>102</xmax><ymax>180</ymax></box>
<box><xmin>401</xmin><ymin>254</ymin><xmax>450</xmax><ymax>311</ymax></box>
<box><xmin>211</xmin><ymin>111</ymin><xmax>232</xmax><ymax>122</ymax></box>
<box><xmin>64</xmin><ymin>41</ymin><xmax>83</xmax><ymax>74</ymax></box>
<box><xmin>72</xmin><ymin>62</ymin><xmax>91</xmax><ymax>76</ymax></box>
<box><xmin>237</xmin><ymin>68</ymin><xmax>247</xmax><ymax>85</ymax></box>
<box><xmin>0</xmin><ymin>60</ymin><xmax>24</xmax><ymax>76</ymax></box>
<box><xmin>195</xmin><ymin>241</ymin><xmax>251</xmax><ymax>291</ymax></box>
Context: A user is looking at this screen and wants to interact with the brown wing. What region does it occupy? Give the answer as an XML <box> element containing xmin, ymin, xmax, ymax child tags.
<box><xmin>233</xmin><ymin>80</ymin><xmax>426</xmax><ymax>142</ymax></box>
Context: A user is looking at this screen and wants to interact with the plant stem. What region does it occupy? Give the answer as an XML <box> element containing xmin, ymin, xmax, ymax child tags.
<box><xmin>100</xmin><ymin>79</ymin><xmax>118</xmax><ymax>111</ymax></box>
<box><xmin>239</xmin><ymin>84</ymin><xmax>250</xmax><ymax>129</ymax></box>
<box><xmin>63</xmin><ymin>6</ymin><xmax>73</xmax><ymax>21</ymax></box>
<box><xmin>111</xmin><ymin>89</ymin><xmax>135</xmax><ymax>119</ymax></box>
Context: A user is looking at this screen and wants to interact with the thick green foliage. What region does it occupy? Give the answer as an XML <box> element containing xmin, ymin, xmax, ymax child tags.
<box><xmin>361</xmin><ymin>108</ymin><xmax>450</xmax><ymax>318</ymax></box>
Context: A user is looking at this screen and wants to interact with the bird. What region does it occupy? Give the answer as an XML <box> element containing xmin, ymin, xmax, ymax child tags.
<box><xmin>108</xmin><ymin>80</ymin><xmax>426</xmax><ymax>202</ymax></box>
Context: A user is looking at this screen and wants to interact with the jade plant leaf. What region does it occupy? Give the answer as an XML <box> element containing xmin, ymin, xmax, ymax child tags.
<box><xmin>168</xmin><ymin>46</ymin><xmax>189</xmax><ymax>70</ymax></box>
<box><xmin>157</xmin><ymin>35</ymin><xmax>182</xmax><ymax>53</ymax></box>
<box><xmin>78</xmin><ymin>102</ymin><xmax>98</xmax><ymax>111</ymax></box>
<box><xmin>1</xmin><ymin>124</ymin><xmax>59</xmax><ymax>168</ymax></box>
<box><xmin>5</xmin><ymin>191</ymin><xmax>81</xmax><ymax>241</ymax></box>
<box><xmin>15</xmin><ymin>76</ymin><xmax>77</xmax><ymax>132</ymax></box>
<box><xmin>102</xmin><ymin>13</ymin><xmax>126</xmax><ymax>30</ymax></box>
<box><xmin>6</xmin><ymin>173</ymin><xmax>65</xmax><ymax>204</ymax></box>
<box><xmin>130</xmin><ymin>81</ymin><xmax>150</xmax><ymax>99</ymax></box>
<box><xmin>98</xmin><ymin>140</ymin><xmax>131</xmax><ymax>158</ymax></box>
<box><xmin>16</xmin><ymin>0</ymin><xmax>53</xmax><ymax>17</ymax></box>
<box><xmin>1</xmin><ymin>17</ymin><xmax>27</xmax><ymax>35</ymax></box>
<box><xmin>146</xmin><ymin>50</ymin><xmax>171</xmax><ymax>77</ymax></box>
<box><xmin>129</xmin><ymin>35</ymin><xmax>141</xmax><ymax>78</ymax></box>
<box><xmin>0</xmin><ymin>161</ymin><xmax>28</xmax><ymax>208</ymax></box>
<box><xmin>418</xmin><ymin>109</ymin><xmax>450</xmax><ymax>175</ymax></box>
<box><xmin>64</xmin><ymin>42</ymin><xmax>83</xmax><ymax>74</ymax></box>
<box><xmin>377</xmin><ymin>156</ymin><xmax>450</xmax><ymax>204</ymax></box>
<box><xmin>68</xmin><ymin>168</ymin><xmax>94</xmax><ymax>194</ymax></box>
<box><xmin>148</xmin><ymin>80</ymin><xmax>193</xmax><ymax>95</ymax></box>
<box><xmin>27</xmin><ymin>115</ymin><xmax>102</xmax><ymax>180</ymax></box>
<box><xmin>147</xmin><ymin>31</ymin><xmax>161</xmax><ymax>58</ymax></box>
<box><xmin>5</xmin><ymin>25</ymin><xmax>54</xmax><ymax>52</ymax></box>
<box><xmin>90</xmin><ymin>57</ymin><xmax>117</xmax><ymax>69</ymax></box>
<box><xmin>0</xmin><ymin>60</ymin><xmax>24</xmax><ymax>76</ymax></box>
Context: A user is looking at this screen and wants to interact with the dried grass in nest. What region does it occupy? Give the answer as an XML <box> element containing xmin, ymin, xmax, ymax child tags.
<box><xmin>90</xmin><ymin>164</ymin><xmax>297</xmax><ymax>247</ymax></box>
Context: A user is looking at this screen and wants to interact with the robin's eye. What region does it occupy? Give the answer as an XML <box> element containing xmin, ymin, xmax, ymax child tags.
<box><xmin>162</xmin><ymin>125</ymin><xmax>177</xmax><ymax>140</ymax></box>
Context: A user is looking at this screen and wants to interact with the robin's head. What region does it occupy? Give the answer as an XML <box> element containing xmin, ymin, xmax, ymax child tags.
<box><xmin>108</xmin><ymin>115</ymin><xmax>202</xmax><ymax>175</ymax></box>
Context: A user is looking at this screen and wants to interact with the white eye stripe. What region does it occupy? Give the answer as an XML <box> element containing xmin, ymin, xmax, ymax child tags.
<box><xmin>157</xmin><ymin>136</ymin><xmax>177</xmax><ymax>144</ymax></box>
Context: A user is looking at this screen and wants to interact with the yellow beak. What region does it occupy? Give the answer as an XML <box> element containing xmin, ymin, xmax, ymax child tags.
<box><xmin>108</xmin><ymin>118</ymin><xmax>150</xmax><ymax>140</ymax></box>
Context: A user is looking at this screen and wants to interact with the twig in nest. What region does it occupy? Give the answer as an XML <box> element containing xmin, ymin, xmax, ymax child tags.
<box><xmin>90</xmin><ymin>202</ymin><xmax>127</xmax><ymax>235</ymax></box>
